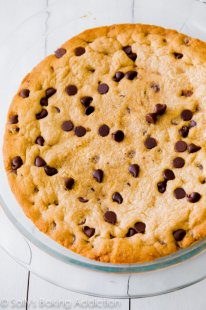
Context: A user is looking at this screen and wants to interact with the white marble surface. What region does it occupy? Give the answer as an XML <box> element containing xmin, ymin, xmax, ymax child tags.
<box><xmin>1</xmin><ymin>0</ymin><xmax>206</xmax><ymax>308</ymax></box>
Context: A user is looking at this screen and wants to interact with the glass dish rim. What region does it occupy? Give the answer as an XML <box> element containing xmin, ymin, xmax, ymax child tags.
<box><xmin>1</xmin><ymin>0</ymin><xmax>206</xmax><ymax>274</ymax></box>
<box><xmin>1</xmin><ymin>193</ymin><xmax>206</xmax><ymax>273</ymax></box>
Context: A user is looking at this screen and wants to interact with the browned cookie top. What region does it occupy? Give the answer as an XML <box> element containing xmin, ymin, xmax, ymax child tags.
<box><xmin>4</xmin><ymin>24</ymin><xmax>206</xmax><ymax>263</ymax></box>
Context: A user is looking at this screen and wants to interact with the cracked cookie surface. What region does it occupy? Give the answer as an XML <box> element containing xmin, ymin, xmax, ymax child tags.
<box><xmin>4</xmin><ymin>24</ymin><xmax>206</xmax><ymax>263</ymax></box>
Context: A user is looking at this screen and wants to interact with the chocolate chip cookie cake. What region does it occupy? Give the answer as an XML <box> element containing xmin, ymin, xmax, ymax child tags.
<box><xmin>4</xmin><ymin>24</ymin><xmax>206</xmax><ymax>263</ymax></box>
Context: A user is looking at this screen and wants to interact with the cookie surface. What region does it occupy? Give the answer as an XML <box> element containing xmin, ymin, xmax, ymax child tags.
<box><xmin>4</xmin><ymin>24</ymin><xmax>206</xmax><ymax>263</ymax></box>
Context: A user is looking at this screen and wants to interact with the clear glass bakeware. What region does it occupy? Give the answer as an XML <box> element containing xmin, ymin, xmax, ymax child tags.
<box><xmin>1</xmin><ymin>0</ymin><xmax>206</xmax><ymax>298</ymax></box>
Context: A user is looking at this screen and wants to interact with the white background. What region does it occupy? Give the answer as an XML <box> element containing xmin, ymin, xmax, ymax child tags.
<box><xmin>1</xmin><ymin>0</ymin><xmax>206</xmax><ymax>309</ymax></box>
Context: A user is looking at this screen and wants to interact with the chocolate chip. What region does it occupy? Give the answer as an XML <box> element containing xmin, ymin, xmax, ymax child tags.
<box><xmin>174</xmin><ymin>188</ymin><xmax>186</xmax><ymax>199</ymax></box>
<box><xmin>80</xmin><ymin>96</ymin><xmax>93</xmax><ymax>107</ymax></box>
<box><xmin>35</xmin><ymin>136</ymin><xmax>45</xmax><ymax>146</ymax></box>
<box><xmin>188</xmin><ymin>144</ymin><xmax>201</xmax><ymax>153</ymax></box>
<box><xmin>128</xmin><ymin>164</ymin><xmax>139</xmax><ymax>178</ymax></box>
<box><xmin>104</xmin><ymin>211</ymin><xmax>117</xmax><ymax>224</ymax></box>
<box><xmin>157</xmin><ymin>180</ymin><xmax>167</xmax><ymax>193</ymax></box>
<box><xmin>112</xmin><ymin>71</ymin><xmax>125</xmax><ymax>82</ymax></box>
<box><xmin>112</xmin><ymin>192</ymin><xmax>123</xmax><ymax>204</ymax></box>
<box><xmin>112</xmin><ymin>130</ymin><xmax>124</xmax><ymax>142</ymax></box>
<box><xmin>174</xmin><ymin>52</ymin><xmax>183</xmax><ymax>59</ymax></box>
<box><xmin>144</xmin><ymin>137</ymin><xmax>157</xmax><ymax>149</ymax></box>
<box><xmin>187</xmin><ymin>192</ymin><xmax>201</xmax><ymax>203</ymax></box>
<box><xmin>85</xmin><ymin>106</ymin><xmax>95</xmax><ymax>115</ymax></box>
<box><xmin>173</xmin><ymin>229</ymin><xmax>186</xmax><ymax>241</ymax></box>
<box><xmin>19</xmin><ymin>89</ymin><xmax>30</xmax><ymax>98</ymax></box>
<box><xmin>40</xmin><ymin>97</ymin><xmax>48</xmax><ymax>106</ymax></box>
<box><xmin>74</xmin><ymin>46</ymin><xmax>85</xmax><ymax>56</ymax></box>
<box><xmin>66</xmin><ymin>85</ymin><xmax>78</xmax><ymax>96</ymax></box>
<box><xmin>145</xmin><ymin>113</ymin><xmax>157</xmax><ymax>124</ymax></box>
<box><xmin>126</xmin><ymin>228</ymin><xmax>137</xmax><ymax>237</ymax></box>
<box><xmin>93</xmin><ymin>169</ymin><xmax>104</xmax><ymax>183</ymax></box>
<box><xmin>128</xmin><ymin>53</ymin><xmax>137</xmax><ymax>61</ymax></box>
<box><xmin>34</xmin><ymin>156</ymin><xmax>46</xmax><ymax>167</ymax></box>
<box><xmin>151</xmin><ymin>83</ymin><xmax>160</xmax><ymax>93</ymax></box>
<box><xmin>98</xmin><ymin>124</ymin><xmax>110</xmax><ymax>137</ymax></box>
<box><xmin>54</xmin><ymin>48</ymin><xmax>66</xmax><ymax>58</ymax></box>
<box><xmin>181</xmin><ymin>90</ymin><xmax>193</xmax><ymax>97</ymax></box>
<box><xmin>173</xmin><ymin>157</ymin><xmax>185</xmax><ymax>168</ymax></box>
<box><xmin>179</xmin><ymin>126</ymin><xmax>189</xmax><ymax>138</ymax></box>
<box><xmin>134</xmin><ymin>222</ymin><xmax>146</xmax><ymax>234</ymax></box>
<box><xmin>122</xmin><ymin>46</ymin><xmax>137</xmax><ymax>61</ymax></box>
<box><xmin>8</xmin><ymin>115</ymin><xmax>18</xmax><ymax>124</ymax></box>
<box><xmin>64</xmin><ymin>177</ymin><xmax>74</xmax><ymax>190</ymax></box>
<box><xmin>44</xmin><ymin>165</ymin><xmax>57</xmax><ymax>176</ymax></box>
<box><xmin>175</xmin><ymin>141</ymin><xmax>187</xmax><ymax>152</ymax></box>
<box><xmin>36</xmin><ymin>109</ymin><xmax>48</xmax><ymax>120</ymax></box>
<box><xmin>189</xmin><ymin>120</ymin><xmax>196</xmax><ymax>128</ymax></box>
<box><xmin>46</xmin><ymin>87</ymin><xmax>56</xmax><ymax>98</ymax></box>
<box><xmin>11</xmin><ymin>156</ymin><xmax>23</xmax><ymax>170</ymax></box>
<box><xmin>181</xmin><ymin>109</ymin><xmax>193</xmax><ymax>121</ymax></box>
<box><xmin>164</xmin><ymin>169</ymin><xmax>175</xmax><ymax>180</ymax></box>
<box><xmin>74</xmin><ymin>126</ymin><xmax>86</xmax><ymax>137</ymax></box>
<box><xmin>98</xmin><ymin>83</ymin><xmax>109</xmax><ymax>94</ymax></box>
<box><xmin>146</xmin><ymin>104</ymin><xmax>167</xmax><ymax>124</ymax></box>
<box><xmin>125</xmin><ymin>71</ymin><xmax>137</xmax><ymax>80</ymax></box>
<box><xmin>83</xmin><ymin>226</ymin><xmax>95</xmax><ymax>238</ymax></box>
<box><xmin>123</xmin><ymin>46</ymin><xmax>132</xmax><ymax>54</ymax></box>
<box><xmin>78</xmin><ymin>197</ymin><xmax>89</xmax><ymax>203</ymax></box>
<box><xmin>154</xmin><ymin>104</ymin><xmax>167</xmax><ymax>115</ymax></box>
<box><xmin>61</xmin><ymin>120</ymin><xmax>74</xmax><ymax>132</ymax></box>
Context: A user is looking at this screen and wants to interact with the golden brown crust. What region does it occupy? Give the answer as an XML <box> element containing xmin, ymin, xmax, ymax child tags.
<box><xmin>3</xmin><ymin>24</ymin><xmax>206</xmax><ymax>263</ymax></box>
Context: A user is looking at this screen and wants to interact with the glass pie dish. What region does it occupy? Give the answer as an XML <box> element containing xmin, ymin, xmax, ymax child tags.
<box><xmin>1</xmin><ymin>0</ymin><xmax>206</xmax><ymax>298</ymax></box>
